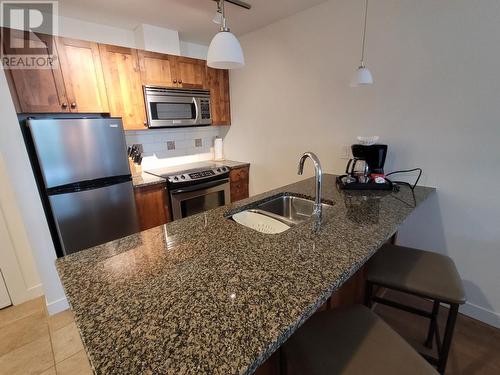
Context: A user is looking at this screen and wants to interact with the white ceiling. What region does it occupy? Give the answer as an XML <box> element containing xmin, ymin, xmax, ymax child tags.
<box><xmin>58</xmin><ymin>0</ymin><xmax>329</xmax><ymax>45</ymax></box>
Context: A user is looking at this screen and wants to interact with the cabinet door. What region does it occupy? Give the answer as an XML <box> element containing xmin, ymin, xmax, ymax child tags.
<box><xmin>138</xmin><ymin>50</ymin><xmax>176</xmax><ymax>87</ymax></box>
<box><xmin>134</xmin><ymin>183</ymin><xmax>171</xmax><ymax>231</ymax></box>
<box><xmin>174</xmin><ymin>57</ymin><xmax>205</xmax><ymax>89</ymax></box>
<box><xmin>230</xmin><ymin>166</ymin><xmax>249</xmax><ymax>202</ymax></box>
<box><xmin>99</xmin><ymin>44</ymin><xmax>146</xmax><ymax>130</ymax></box>
<box><xmin>206</xmin><ymin>67</ymin><xmax>231</xmax><ymax>125</ymax></box>
<box><xmin>56</xmin><ymin>37</ymin><xmax>109</xmax><ymax>113</ymax></box>
<box><xmin>2</xmin><ymin>29</ymin><xmax>68</xmax><ymax>113</ymax></box>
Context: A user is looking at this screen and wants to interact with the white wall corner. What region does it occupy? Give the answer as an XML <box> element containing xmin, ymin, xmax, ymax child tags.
<box><xmin>134</xmin><ymin>24</ymin><xmax>181</xmax><ymax>55</ymax></box>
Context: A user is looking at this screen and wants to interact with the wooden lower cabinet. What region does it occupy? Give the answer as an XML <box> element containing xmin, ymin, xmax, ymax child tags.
<box><xmin>134</xmin><ymin>183</ymin><xmax>171</xmax><ymax>231</ymax></box>
<box><xmin>230</xmin><ymin>166</ymin><xmax>250</xmax><ymax>202</ymax></box>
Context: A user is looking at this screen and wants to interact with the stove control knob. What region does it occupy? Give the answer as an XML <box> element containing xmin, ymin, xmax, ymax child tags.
<box><xmin>180</xmin><ymin>175</ymin><xmax>186</xmax><ymax>180</ymax></box>
<box><xmin>217</xmin><ymin>168</ymin><xmax>221</xmax><ymax>172</ymax></box>
<box><xmin>174</xmin><ymin>176</ymin><xmax>179</xmax><ymax>181</ymax></box>
<box><xmin>222</xmin><ymin>167</ymin><xmax>227</xmax><ymax>172</ymax></box>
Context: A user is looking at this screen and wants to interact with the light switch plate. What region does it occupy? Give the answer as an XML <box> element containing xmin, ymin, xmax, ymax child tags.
<box><xmin>167</xmin><ymin>141</ymin><xmax>175</xmax><ymax>150</ymax></box>
<box><xmin>195</xmin><ymin>138</ymin><xmax>202</xmax><ymax>147</ymax></box>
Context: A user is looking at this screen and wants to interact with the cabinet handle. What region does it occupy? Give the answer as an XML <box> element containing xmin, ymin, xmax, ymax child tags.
<box><xmin>70</xmin><ymin>102</ymin><xmax>77</xmax><ymax>109</ymax></box>
<box><xmin>173</xmin><ymin>79</ymin><xmax>177</xmax><ymax>84</ymax></box>
<box><xmin>61</xmin><ymin>102</ymin><xmax>68</xmax><ymax>109</ymax></box>
<box><xmin>178</xmin><ymin>80</ymin><xmax>183</xmax><ymax>84</ymax></box>
<box><xmin>143</xmin><ymin>121</ymin><xmax>148</xmax><ymax>127</ymax></box>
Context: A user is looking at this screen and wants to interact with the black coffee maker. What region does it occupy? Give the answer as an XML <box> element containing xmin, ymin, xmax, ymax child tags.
<box><xmin>351</xmin><ymin>144</ymin><xmax>388</xmax><ymax>175</ymax></box>
<box><xmin>337</xmin><ymin>144</ymin><xmax>391</xmax><ymax>190</ymax></box>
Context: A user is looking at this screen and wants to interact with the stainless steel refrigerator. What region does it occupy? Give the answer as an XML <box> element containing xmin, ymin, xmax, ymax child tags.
<box><xmin>26</xmin><ymin>117</ymin><xmax>139</xmax><ymax>256</ymax></box>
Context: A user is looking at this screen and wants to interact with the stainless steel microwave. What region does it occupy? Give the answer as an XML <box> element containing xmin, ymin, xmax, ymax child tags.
<box><xmin>143</xmin><ymin>86</ymin><xmax>212</xmax><ymax>128</ymax></box>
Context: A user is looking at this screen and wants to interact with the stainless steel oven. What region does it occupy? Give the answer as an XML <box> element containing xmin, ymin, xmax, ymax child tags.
<box><xmin>170</xmin><ymin>178</ymin><xmax>230</xmax><ymax>220</ymax></box>
<box><xmin>144</xmin><ymin>86</ymin><xmax>212</xmax><ymax>128</ymax></box>
<box><xmin>146</xmin><ymin>164</ymin><xmax>231</xmax><ymax>221</ymax></box>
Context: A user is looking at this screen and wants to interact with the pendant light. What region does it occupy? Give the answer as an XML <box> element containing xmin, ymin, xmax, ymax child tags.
<box><xmin>207</xmin><ymin>0</ymin><xmax>245</xmax><ymax>69</ymax></box>
<box><xmin>351</xmin><ymin>0</ymin><xmax>374</xmax><ymax>87</ymax></box>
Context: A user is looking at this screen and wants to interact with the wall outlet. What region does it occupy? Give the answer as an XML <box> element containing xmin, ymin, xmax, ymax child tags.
<box><xmin>195</xmin><ymin>138</ymin><xmax>202</xmax><ymax>147</ymax></box>
<box><xmin>340</xmin><ymin>145</ymin><xmax>351</xmax><ymax>160</ymax></box>
<box><xmin>167</xmin><ymin>141</ymin><xmax>175</xmax><ymax>150</ymax></box>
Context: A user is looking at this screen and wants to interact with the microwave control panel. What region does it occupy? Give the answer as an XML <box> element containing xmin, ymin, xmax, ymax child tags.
<box><xmin>200</xmin><ymin>99</ymin><xmax>211</xmax><ymax>120</ymax></box>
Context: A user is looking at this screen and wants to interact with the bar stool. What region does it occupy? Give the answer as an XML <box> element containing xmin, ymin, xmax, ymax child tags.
<box><xmin>281</xmin><ymin>305</ymin><xmax>438</xmax><ymax>374</ymax></box>
<box><xmin>365</xmin><ymin>243</ymin><xmax>466</xmax><ymax>374</ymax></box>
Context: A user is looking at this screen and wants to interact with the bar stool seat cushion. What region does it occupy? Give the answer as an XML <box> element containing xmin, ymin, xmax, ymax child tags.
<box><xmin>367</xmin><ymin>244</ymin><xmax>466</xmax><ymax>305</ymax></box>
<box><xmin>283</xmin><ymin>305</ymin><xmax>438</xmax><ymax>375</ymax></box>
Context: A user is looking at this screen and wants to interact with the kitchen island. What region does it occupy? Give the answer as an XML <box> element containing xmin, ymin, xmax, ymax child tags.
<box><xmin>56</xmin><ymin>174</ymin><xmax>435</xmax><ymax>375</ymax></box>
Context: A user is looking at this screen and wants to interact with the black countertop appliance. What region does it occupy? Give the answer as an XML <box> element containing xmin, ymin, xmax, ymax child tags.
<box><xmin>351</xmin><ymin>144</ymin><xmax>388</xmax><ymax>175</ymax></box>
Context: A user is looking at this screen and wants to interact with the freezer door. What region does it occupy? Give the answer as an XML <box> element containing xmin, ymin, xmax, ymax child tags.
<box><xmin>28</xmin><ymin>118</ymin><xmax>131</xmax><ymax>189</ymax></box>
<box><xmin>49</xmin><ymin>181</ymin><xmax>139</xmax><ymax>255</ymax></box>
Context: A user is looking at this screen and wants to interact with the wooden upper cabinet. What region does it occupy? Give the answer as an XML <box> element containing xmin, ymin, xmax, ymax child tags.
<box><xmin>56</xmin><ymin>37</ymin><xmax>109</xmax><ymax>113</ymax></box>
<box><xmin>174</xmin><ymin>57</ymin><xmax>206</xmax><ymax>89</ymax></box>
<box><xmin>2</xmin><ymin>29</ymin><xmax>68</xmax><ymax>113</ymax></box>
<box><xmin>137</xmin><ymin>50</ymin><xmax>176</xmax><ymax>87</ymax></box>
<box><xmin>206</xmin><ymin>67</ymin><xmax>231</xmax><ymax>125</ymax></box>
<box><xmin>98</xmin><ymin>44</ymin><xmax>146</xmax><ymax>130</ymax></box>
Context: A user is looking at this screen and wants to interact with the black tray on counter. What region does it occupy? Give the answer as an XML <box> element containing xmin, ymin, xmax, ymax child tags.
<box><xmin>336</xmin><ymin>176</ymin><xmax>393</xmax><ymax>191</ymax></box>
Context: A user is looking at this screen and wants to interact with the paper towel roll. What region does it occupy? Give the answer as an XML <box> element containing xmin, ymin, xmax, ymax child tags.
<box><xmin>214</xmin><ymin>137</ymin><xmax>224</xmax><ymax>160</ymax></box>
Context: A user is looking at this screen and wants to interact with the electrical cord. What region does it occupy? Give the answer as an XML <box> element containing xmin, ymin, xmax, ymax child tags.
<box><xmin>385</xmin><ymin>168</ymin><xmax>423</xmax><ymax>191</ymax></box>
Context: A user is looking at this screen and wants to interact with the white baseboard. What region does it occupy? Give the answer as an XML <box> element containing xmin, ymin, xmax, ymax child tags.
<box><xmin>46</xmin><ymin>296</ymin><xmax>69</xmax><ymax>316</ymax></box>
<box><xmin>26</xmin><ymin>284</ymin><xmax>44</xmax><ymax>299</ymax></box>
<box><xmin>460</xmin><ymin>302</ymin><xmax>500</xmax><ymax>329</ymax></box>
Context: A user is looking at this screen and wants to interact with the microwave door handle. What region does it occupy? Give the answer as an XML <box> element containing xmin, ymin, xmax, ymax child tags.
<box><xmin>193</xmin><ymin>97</ymin><xmax>201</xmax><ymax>123</ymax></box>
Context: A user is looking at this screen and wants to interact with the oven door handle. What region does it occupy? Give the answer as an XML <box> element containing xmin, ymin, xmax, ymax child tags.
<box><xmin>170</xmin><ymin>178</ymin><xmax>229</xmax><ymax>194</ymax></box>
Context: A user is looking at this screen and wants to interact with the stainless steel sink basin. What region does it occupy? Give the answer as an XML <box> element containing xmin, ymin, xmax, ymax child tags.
<box><xmin>255</xmin><ymin>195</ymin><xmax>333</xmax><ymax>225</ymax></box>
<box><xmin>228</xmin><ymin>194</ymin><xmax>334</xmax><ymax>233</ymax></box>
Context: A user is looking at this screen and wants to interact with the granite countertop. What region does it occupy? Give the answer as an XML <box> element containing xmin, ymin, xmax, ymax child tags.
<box><xmin>132</xmin><ymin>172</ymin><xmax>166</xmax><ymax>188</ymax></box>
<box><xmin>56</xmin><ymin>175</ymin><xmax>434</xmax><ymax>375</ymax></box>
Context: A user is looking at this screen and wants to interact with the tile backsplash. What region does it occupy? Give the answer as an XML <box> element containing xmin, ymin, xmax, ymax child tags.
<box><xmin>125</xmin><ymin>126</ymin><xmax>229</xmax><ymax>169</ymax></box>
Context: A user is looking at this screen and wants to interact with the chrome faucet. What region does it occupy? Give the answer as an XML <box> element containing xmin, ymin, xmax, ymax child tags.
<box><xmin>297</xmin><ymin>152</ymin><xmax>323</xmax><ymax>220</ymax></box>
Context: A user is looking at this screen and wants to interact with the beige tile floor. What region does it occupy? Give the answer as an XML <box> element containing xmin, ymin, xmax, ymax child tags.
<box><xmin>0</xmin><ymin>297</ymin><xmax>92</xmax><ymax>375</ymax></box>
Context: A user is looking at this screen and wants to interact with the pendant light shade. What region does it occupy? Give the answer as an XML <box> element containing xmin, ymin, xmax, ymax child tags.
<box><xmin>352</xmin><ymin>0</ymin><xmax>373</xmax><ymax>87</ymax></box>
<box><xmin>207</xmin><ymin>0</ymin><xmax>245</xmax><ymax>70</ymax></box>
<box><xmin>350</xmin><ymin>65</ymin><xmax>373</xmax><ymax>87</ymax></box>
<box><xmin>207</xmin><ymin>31</ymin><xmax>244</xmax><ymax>69</ymax></box>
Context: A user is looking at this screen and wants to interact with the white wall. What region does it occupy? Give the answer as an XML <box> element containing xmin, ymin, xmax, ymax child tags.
<box><xmin>179</xmin><ymin>41</ymin><xmax>209</xmax><ymax>60</ymax></box>
<box><xmin>134</xmin><ymin>24</ymin><xmax>181</xmax><ymax>55</ymax></box>
<box><xmin>0</xmin><ymin>72</ymin><xmax>68</xmax><ymax>314</ymax></box>
<box><xmin>0</xmin><ymin>154</ymin><xmax>43</xmax><ymax>305</ymax></box>
<box><xmin>225</xmin><ymin>0</ymin><xmax>500</xmax><ymax>327</ymax></box>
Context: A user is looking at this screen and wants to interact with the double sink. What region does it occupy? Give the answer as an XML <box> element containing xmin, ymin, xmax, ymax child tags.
<box><xmin>229</xmin><ymin>193</ymin><xmax>334</xmax><ymax>234</ymax></box>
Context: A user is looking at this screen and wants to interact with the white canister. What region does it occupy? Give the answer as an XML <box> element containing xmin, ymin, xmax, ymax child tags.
<box><xmin>214</xmin><ymin>137</ymin><xmax>224</xmax><ymax>160</ymax></box>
